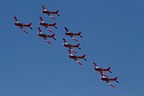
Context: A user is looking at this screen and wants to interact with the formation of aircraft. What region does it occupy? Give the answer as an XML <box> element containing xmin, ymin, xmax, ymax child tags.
<box><xmin>14</xmin><ymin>4</ymin><xmax>119</xmax><ymax>88</ymax></box>
<box><xmin>93</xmin><ymin>62</ymin><xmax>119</xmax><ymax>88</ymax></box>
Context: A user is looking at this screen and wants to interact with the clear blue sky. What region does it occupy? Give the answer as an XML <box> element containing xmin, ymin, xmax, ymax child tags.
<box><xmin>0</xmin><ymin>0</ymin><xmax>144</xmax><ymax>96</ymax></box>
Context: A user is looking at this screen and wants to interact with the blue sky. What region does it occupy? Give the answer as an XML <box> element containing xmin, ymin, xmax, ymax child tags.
<box><xmin>0</xmin><ymin>0</ymin><xmax>144</xmax><ymax>96</ymax></box>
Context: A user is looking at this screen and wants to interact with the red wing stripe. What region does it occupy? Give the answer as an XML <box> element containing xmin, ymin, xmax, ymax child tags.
<box><xmin>50</xmin><ymin>15</ymin><xmax>56</xmax><ymax>20</ymax></box>
<box><xmin>72</xmin><ymin>37</ymin><xmax>78</xmax><ymax>42</ymax></box>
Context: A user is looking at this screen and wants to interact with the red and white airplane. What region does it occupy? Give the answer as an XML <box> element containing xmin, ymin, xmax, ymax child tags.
<box><xmin>62</xmin><ymin>38</ymin><xmax>81</xmax><ymax>54</ymax></box>
<box><xmin>41</xmin><ymin>5</ymin><xmax>60</xmax><ymax>20</ymax></box>
<box><xmin>14</xmin><ymin>16</ymin><xmax>33</xmax><ymax>34</ymax></box>
<box><xmin>64</xmin><ymin>27</ymin><xmax>82</xmax><ymax>42</ymax></box>
<box><xmin>68</xmin><ymin>49</ymin><xmax>86</xmax><ymax>65</ymax></box>
<box><xmin>39</xmin><ymin>16</ymin><xmax>57</xmax><ymax>32</ymax></box>
<box><xmin>101</xmin><ymin>75</ymin><xmax>119</xmax><ymax>88</ymax></box>
<box><xmin>93</xmin><ymin>62</ymin><xmax>112</xmax><ymax>77</ymax></box>
<box><xmin>38</xmin><ymin>27</ymin><xmax>56</xmax><ymax>44</ymax></box>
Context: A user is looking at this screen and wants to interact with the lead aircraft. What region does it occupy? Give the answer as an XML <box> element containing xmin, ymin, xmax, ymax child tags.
<box><xmin>41</xmin><ymin>5</ymin><xmax>60</xmax><ymax>20</ymax></box>
<box><xmin>39</xmin><ymin>16</ymin><xmax>57</xmax><ymax>32</ymax></box>
<box><xmin>68</xmin><ymin>49</ymin><xmax>86</xmax><ymax>65</ymax></box>
<box><xmin>38</xmin><ymin>27</ymin><xmax>56</xmax><ymax>44</ymax></box>
<box><xmin>14</xmin><ymin>16</ymin><xmax>33</xmax><ymax>34</ymax></box>
<box><xmin>64</xmin><ymin>27</ymin><xmax>82</xmax><ymax>42</ymax></box>
<box><xmin>62</xmin><ymin>38</ymin><xmax>81</xmax><ymax>54</ymax></box>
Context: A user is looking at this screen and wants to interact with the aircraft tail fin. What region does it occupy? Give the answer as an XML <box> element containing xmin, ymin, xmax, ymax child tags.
<box><xmin>107</xmin><ymin>67</ymin><xmax>112</xmax><ymax>73</ymax></box>
<box><xmin>28</xmin><ymin>23</ymin><xmax>32</xmax><ymax>27</ymax></box>
<box><xmin>52</xmin><ymin>34</ymin><xmax>56</xmax><ymax>40</ymax></box>
<box><xmin>114</xmin><ymin>77</ymin><xmax>118</xmax><ymax>80</ymax></box>
<box><xmin>56</xmin><ymin>10</ymin><xmax>60</xmax><ymax>16</ymax></box>
<box><xmin>56</xmin><ymin>10</ymin><xmax>59</xmax><ymax>13</ymax></box>
<box><xmin>76</xmin><ymin>43</ymin><xmax>81</xmax><ymax>50</ymax></box>
<box><xmin>53</xmin><ymin>22</ymin><xmax>57</xmax><ymax>26</ymax></box>
<box><xmin>114</xmin><ymin>77</ymin><xmax>119</xmax><ymax>83</ymax></box>
<box><xmin>77</xmin><ymin>43</ymin><xmax>80</xmax><ymax>47</ymax></box>
<box><xmin>82</xmin><ymin>54</ymin><xmax>87</xmax><ymax>61</ymax></box>
<box><xmin>28</xmin><ymin>23</ymin><xmax>32</xmax><ymax>30</ymax></box>
<box><xmin>79</xmin><ymin>31</ymin><xmax>82</xmax><ymax>38</ymax></box>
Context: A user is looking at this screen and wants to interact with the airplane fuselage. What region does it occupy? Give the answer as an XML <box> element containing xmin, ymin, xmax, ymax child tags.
<box><xmin>43</xmin><ymin>11</ymin><xmax>58</xmax><ymax>14</ymax></box>
<box><xmin>69</xmin><ymin>55</ymin><xmax>85</xmax><ymax>59</ymax></box>
<box><xmin>39</xmin><ymin>34</ymin><xmax>55</xmax><ymax>38</ymax></box>
<box><xmin>38</xmin><ymin>34</ymin><xmax>48</xmax><ymax>38</ymax></box>
<box><xmin>39</xmin><ymin>22</ymin><xmax>56</xmax><ymax>27</ymax></box>
<box><xmin>39</xmin><ymin>23</ymin><xmax>50</xmax><ymax>26</ymax></box>
<box><xmin>42</xmin><ymin>11</ymin><xmax>51</xmax><ymax>15</ymax></box>
<box><xmin>65</xmin><ymin>33</ymin><xmax>80</xmax><ymax>36</ymax></box>
<box><xmin>101</xmin><ymin>77</ymin><xmax>110</xmax><ymax>81</ymax></box>
<box><xmin>101</xmin><ymin>77</ymin><xmax>116</xmax><ymax>82</ymax></box>
<box><xmin>14</xmin><ymin>23</ymin><xmax>28</xmax><ymax>27</ymax></box>
<box><xmin>94</xmin><ymin>68</ymin><xmax>104</xmax><ymax>71</ymax></box>
<box><xmin>94</xmin><ymin>68</ymin><xmax>109</xmax><ymax>72</ymax></box>
<box><xmin>64</xmin><ymin>44</ymin><xmax>78</xmax><ymax>48</ymax></box>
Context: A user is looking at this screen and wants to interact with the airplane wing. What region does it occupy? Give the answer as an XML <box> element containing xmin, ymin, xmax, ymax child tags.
<box><xmin>76</xmin><ymin>60</ymin><xmax>82</xmax><ymax>65</ymax></box>
<box><xmin>45</xmin><ymin>26</ymin><xmax>52</xmax><ymax>32</ymax></box>
<box><xmin>43</xmin><ymin>37</ymin><xmax>52</xmax><ymax>44</ymax></box>
<box><xmin>108</xmin><ymin>82</ymin><xmax>115</xmax><ymax>88</ymax></box>
<box><xmin>38</xmin><ymin>27</ymin><xmax>42</xmax><ymax>32</ymax></box>
<box><xmin>14</xmin><ymin>16</ymin><xmax>19</xmax><ymax>23</ymax></box>
<box><xmin>100</xmin><ymin>71</ymin><xmax>108</xmax><ymax>77</ymax></box>
<box><xmin>62</xmin><ymin>38</ymin><xmax>68</xmax><ymax>44</ymax></box>
<box><xmin>42</xmin><ymin>5</ymin><xmax>47</xmax><ymax>11</ymax></box>
<box><xmin>72</xmin><ymin>37</ymin><xmax>78</xmax><ymax>42</ymax></box>
<box><xmin>20</xmin><ymin>26</ymin><xmax>28</xmax><ymax>34</ymax></box>
<box><xmin>64</xmin><ymin>27</ymin><xmax>69</xmax><ymax>32</ymax></box>
<box><xmin>68</xmin><ymin>49</ymin><xmax>73</xmax><ymax>56</ymax></box>
<box><xmin>39</xmin><ymin>17</ymin><xmax>44</xmax><ymax>23</ymax></box>
<box><xmin>46</xmin><ymin>40</ymin><xmax>52</xmax><ymax>44</ymax></box>
<box><xmin>71</xmin><ymin>49</ymin><xmax>77</xmax><ymax>54</ymax></box>
<box><xmin>49</xmin><ymin>15</ymin><xmax>56</xmax><ymax>20</ymax></box>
